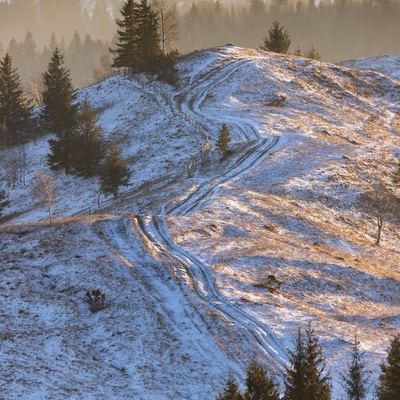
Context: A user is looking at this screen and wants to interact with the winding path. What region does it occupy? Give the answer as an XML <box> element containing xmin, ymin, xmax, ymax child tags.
<box><xmin>96</xmin><ymin>55</ymin><xmax>288</xmax><ymax>374</ymax></box>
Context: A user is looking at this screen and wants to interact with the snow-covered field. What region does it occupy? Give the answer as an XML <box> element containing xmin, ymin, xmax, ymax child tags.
<box><xmin>1</xmin><ymin>46</ymin><xmax>399</xmax><ymax>399</ymax></box>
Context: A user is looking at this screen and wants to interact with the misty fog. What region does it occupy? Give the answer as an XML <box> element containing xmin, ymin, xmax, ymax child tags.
<box><xmin>0</xmin><ymin>0</ymin><xmax>399</xmax><ymax>89</ymax></box>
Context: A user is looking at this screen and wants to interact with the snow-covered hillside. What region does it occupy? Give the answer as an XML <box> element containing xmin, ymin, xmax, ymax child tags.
<box><xmin>1</xmin><ymin>46</ymin><xmax>400</xmax><ymax>399</ymax></box>
<box><xmin>339</xmin><ymin>54</ymin><xmax>400</xmax><ymax>82</ymax></box>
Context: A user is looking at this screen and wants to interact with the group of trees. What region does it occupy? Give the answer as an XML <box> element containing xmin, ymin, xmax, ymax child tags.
<box><xmin>0</xmin><ymin>30</ymin><xmax>111</xmax><ymax>90</ymax></box>
<box><xmin>111</xmin><ymin>0</ymin><xmax>178</xmax><ymax>77</ymax></box>
<box><xmin>2</xmin><ymin>0</ymin><xmax>400</xmax><ymax>90</ymax></box>
<box><xmin>218</xmin><ymin>326</ymin><xmax>400</xmax><ymax>400</ymax></box>
<box><xmin>42</xmin><ymin>48</ymin><xmax>131</xmax><ymax>196</ymax></box>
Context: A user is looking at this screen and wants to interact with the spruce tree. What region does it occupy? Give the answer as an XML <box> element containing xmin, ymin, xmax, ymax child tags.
<box><xmin>218</xmin><ymin>374</ymin><xmax>243</xmax><ymax>400</ymax></box>
<box><xmin>42</xmin><ymin>48</ymin><xmax>77</xmax><ymax>173</ymax></box>
<box><xmin>243</xmin><ymin>360</ymin><xmax>280</xmax><ymax>400</ymax></box>
<box><xmin>341</xmin><ymin>334</ymin><xmax>369</xmax><ymax>400</ymax></box>
<box><xmin>284</xmin><ymin>324</ymin><xmax>331</xmax><ymax>400</ymax></box>
<box><xmin>261</xmin><ymin>21</ymin><xmax>291</xmax><ymax>54</ymax></box>
<box><xmin>216</xmin><ymin>123</ymin><xmax>231</xmax><ymax>154</ymax></box>
<box><xmin>0</xmin><ymin>53</ymin><xmax>31</xmax><ymax>146</ymax></box>
<box><xmin>307</xmin><ymin>44</ymin><xmax>321</xmax><ymax>61</ymax></box>
<box><xmin>111</xmin><ymin>0</ymin><xmax>162</xmax><ymax>75</ymax></box>
<box><xmin>376</xmin><ymin>333</ymin><xmax>400</xmax><ymax>400</ymax></box>
<box><xmin>136</xmin><ymin>0</ymin><xmax>162</xmax><ymax>74</ymax></box>
<box><xmin>100</xmin><ymin>144</ymin><xmax>131</xmax><ymax>198</ymax></box>
<box><xmin>73</xmin><ymin>97</ymin><xmax>106</xmax><ymax>177</ymax></box>
<box><xmin>111</xmin><ymin>0</ymin><xmax>141</xmax><ymax>73</ymax></box>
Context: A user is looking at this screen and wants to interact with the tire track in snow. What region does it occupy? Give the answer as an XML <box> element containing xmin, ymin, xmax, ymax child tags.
<box><xmin>176</xmin><ymin>57</ymin><xmax>262</xmax><ymax>141</ymax></box>
<box><xmin>130</xmin><ymin>56</ymin><xmax>288</xmax><ymax>372</ymax></box>
<box><xmin>136</xmin><ymin>213</ymin><xmax>287</xmax><ymax>374</ymax></box>
<box><xmin>95</xmin><ymin>55</ymin><xmax>288</xmax><ymax>375</ymax></box>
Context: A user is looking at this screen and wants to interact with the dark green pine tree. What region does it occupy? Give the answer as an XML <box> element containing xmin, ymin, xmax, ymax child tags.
<box><xmin>42</xmin><ymin>48</ymin><xmax>78</xmax><ymax>173</ymax></box>
<box><xmin>0</xmin><ymin>53</ymin><xmax>31</xmax><ymax>146</ymax></box>
<box><xmin>73</xmin><ymin>97</ymin><xmax>106</xmax><ymax>177</ymax></box>
<box><xmin>284</xmin><ymin>324</ymin><xmax>331</xmax><ymax>400</ymax></box>
<box><xmin>218</xmin><ymin>374</ymin><xmax>243</xmax><ymax>400</ymax></box>
<box><xmin>243</xmin><ymin>360</ymin><xmax>280</xmax><ymax>400</ymax></box>
<box><xmin>111</xmin><ymin>0</ymin><xmax>140</xmax><ymax>73</ymax></box>
<box><xmin>100</xmin><ymin>143</ymin><xmax>131</xmax><ymax>198</ymax></box>
<box><xmin>376</xmin><ymin>333</ymin><xmax>400</xmax><ymax>400</ymax></box>
<box><xmin>341</xmin><ymin>334</ymin><xmax>369</xmax><ymax>400</ymax></box>
<box><xmin>284</xmin><ymin>327</ymin><xmax>308</xmax><ymax>400</ymax></box>
<box><xmin>216</xmin><ymin>123</ymin><xmax>231</xmax><ymax>154</ymax></box>
<box><xmin>111</xmin><ymin>0</ymin><xmax>162</xmax><ymax>75</ymax></box>
<box><xmin>135</xmin><ymin>0</ymin><xmax>162</xmax><ymax>74</ymax></box>
<box><xmin>304</xmin><ymin>324</ymin><xmax>331</xmax><ymax>400</ymax></box>
<box><xmin>261</xmin><ymin>21</ymin><xmax>291</xmax><ymax>54</ymax></box>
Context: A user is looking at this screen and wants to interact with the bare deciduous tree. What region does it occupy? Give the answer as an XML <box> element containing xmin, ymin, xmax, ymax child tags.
<box><xmin>152</xmin><ymin>0</ymin><xmax>179</xmax><ymax>54</ymax></box>
<box><xmin>93</xmin><ymin>53</ymin><xmax>114</xmax><ymax>84</ymax></box>
<box><xmin>26</xmin><ymin>73</ymin><xmax>44</xmax><ymax>107</ymax></box>
<box><xmin>2</xmin><ymin>146</ymin><xmax>29</xmax><ymax>188</ymax></box>
<box><xmin>32</xmin><ymin>171</ymin><xmax>57</xmax><ymax>226</ymax></box>
<box><xmin>359</xmin><ymin>181</ymin><xmax>399</xmax><ymax>245</ymax></box>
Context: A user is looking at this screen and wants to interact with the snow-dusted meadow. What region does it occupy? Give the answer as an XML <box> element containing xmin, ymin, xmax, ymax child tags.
<box><xmin>1</xmin><ymin>46</ymin><xmax>400</xmax><ymax>399</ymax></box>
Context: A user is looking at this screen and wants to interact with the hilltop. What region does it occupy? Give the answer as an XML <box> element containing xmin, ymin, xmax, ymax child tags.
<box><xmin>1</xmin><ymin>46</ymin><xmax>399</xmax><ymax>399</ymax></box>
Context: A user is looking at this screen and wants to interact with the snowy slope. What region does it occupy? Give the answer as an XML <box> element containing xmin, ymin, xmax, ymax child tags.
<box><xmin>1</xmin><ymin>46</ymin><xmax>400</xmax><ymax>399</ymax></box>
<box><xmin>339</xmin><ymin>54</ymin><xmax>400</xmax><ymax>82</ymax></box>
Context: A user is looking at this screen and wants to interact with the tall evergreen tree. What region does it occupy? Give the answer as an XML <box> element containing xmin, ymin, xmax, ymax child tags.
<box><xmin>111</xmin><ymin>0</ymin><xmax>141</xmax><ymax>73</ymax></box>
<box><xmin>136</xmin><ymin>0</ymin><xmax>162</xmax><ymax>73</ymax></box>
<box><xmin>341</xmin><ymin>334</ymin><xmax>369</xmax><ymax>400</ymax></box>
<box><xmin>100</xmin><ymin>143</ymin><xmax>131</xmax><ymax>198</ymax></box>
<box><xmin>0</xmin><ymin>53</ymin><xmax>31</xmax><ymax>146</ymax></box>
<box><xmin>243</xmin><ymin>360</ymin><xmax>280</xmax><ymax>400</ymax></box>
<box><xmin>376</xmin><ymin>333</ymin><xmax>400</xmax><ymax>400</ymax></box>
<box><xmin>111</xmin><ymin>0</ymin><xmax>162</xmax><ymax>74</ymax></box>
<box><xmin>42</xmin><ymin>48</ymin><xmax>77</xmax><ymax>173</ymax></box>
<box><xmin>284</xmin><ymin>324</ymin><xmax>331</xmax><ymax>400</ymax></box>
<box><xmin>260</xmin><ymin>21</ymin><xmax>291</xmax><ymax>54</ymax></box>
<box><xmin>73</xmin><ymin>97</ymin><xmax>106</xmax><ymax>177</ymax></box>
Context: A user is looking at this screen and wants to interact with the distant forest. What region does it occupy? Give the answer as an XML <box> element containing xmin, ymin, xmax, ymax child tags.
<box><xmin>0</xmin><ymin>0</ymin><xmax>399</xmax><ymax>88</ymax></box>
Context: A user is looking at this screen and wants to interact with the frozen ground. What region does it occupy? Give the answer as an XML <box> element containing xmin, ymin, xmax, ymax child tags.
<box><xmin>0</xmin><ymin>46</ymin><xmax>399</xmax><ymax>399</ymax></box>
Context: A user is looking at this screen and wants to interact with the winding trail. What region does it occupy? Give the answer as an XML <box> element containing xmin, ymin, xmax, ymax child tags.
<box><xmin>96</xmin><ymin>55</ymin><xmax>288</xmax><ymax>374</ymax></box>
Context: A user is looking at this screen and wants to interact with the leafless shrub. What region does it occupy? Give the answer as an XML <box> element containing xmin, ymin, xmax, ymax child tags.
<box><xmin>267</xmin><ymin>95</ymin><xmax>286</xmax><ymax>107</ymax></box>
<box><xmin>86</xmin><ymin>289</ymin><xmax>107</xmax><ymax>312</ymax></box>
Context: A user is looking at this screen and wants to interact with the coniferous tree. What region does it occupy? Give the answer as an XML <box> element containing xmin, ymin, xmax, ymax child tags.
<box><xmin>111</xmin><ymin>0</ymin><xmax>141</xmax><ymax>73</ymax></box>
<box><xmin>216</xmin><ymin>123</ymin><xmax>231</xmax><ymax>154</ymax></box>
<box><xmin>136</xmin><ymin>0</ymin><xmax>162</xmax><ymax>74</ymax></box>
<box><xmin>111</xmin><ymin>0</ymin><xmax>162</xmax><ymax>75</ymax></box>
<box><xmin>376</xmin><ymin>333</ymin><xmax>400</xmax><ymax>400</ymax></box>
<box><xmin>218</xmin><ymin>374</ymin><xmax>243</xmax><ymax>400</ymax></box>
<box><xmin>42</xmin><ymin>48</ymin><xmax>77</xmax><ymax>173</ymax></box>
<box><xmin>100</xmin><ymin>143</ymin><xmax>131</xmax><ymax>198</ymax></box>
<box><xmin>0</xmin><ymin>53</ymin><xmax>31</xmax><ymax>146</ymax></box>
<box><xmin>243</xmin><ymin>360</ymin><xmax>280</xmax><ymax>400</ymax></box>
<box><xmin>307</xmin><ymin>43</ymin><xmax>321</xmax><ymax>61</ymax></box>
<box><xmin>73</xmin><ymin>97</ymin><xmax>106</xmax><ymax>177</ymax></box>
<box><xmin>341</xmin><ymin>334</ymin><xmax>369</xmax><ymax>400</ymax></box>
<box><xmin>261</xmin><ymin>21</ymin><xmax>291</xmax><ymax>54</ymax></box>
<box><xmin>284</xmin><ymin>324</ymin><xmax>331</xmax><ymax>400</ymax></box>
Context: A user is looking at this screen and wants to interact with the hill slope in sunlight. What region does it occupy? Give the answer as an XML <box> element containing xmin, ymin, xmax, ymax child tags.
<box><xmin>1</xmin><ymin>46</ymin><xmax>399</xmax><ymax>399</ymax></box>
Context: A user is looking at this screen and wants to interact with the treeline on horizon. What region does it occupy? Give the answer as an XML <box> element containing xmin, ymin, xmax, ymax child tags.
<box><xmin>0</xmin><ymin>0</ymin><xmax>400</xmax><ymax>89</ymax></box>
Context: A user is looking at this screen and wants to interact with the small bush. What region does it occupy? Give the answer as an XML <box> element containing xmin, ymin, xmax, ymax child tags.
<box><xmin>86</xmin><ymin>289</ymin><xmax>107</xmax><ymax>312</ymax></box>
